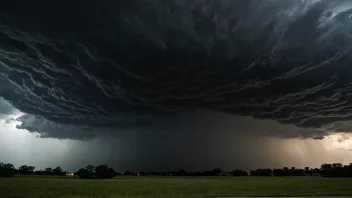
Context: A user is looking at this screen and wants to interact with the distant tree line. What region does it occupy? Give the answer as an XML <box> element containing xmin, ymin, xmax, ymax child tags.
<box><xmin>1</xmin><ymin>162</ymin><xmax>352</xmax><ymax>178</ymax></box>
<box><xmin>134</xmin><ymin>168</ymin><xmax>236</xmax><ymax>176</ymax></box>
<box><xmin>75</xmin><ymin>164</ymin><xmax>117</xmax><ymax>179</ymax></box>
<box><xmin>249</xmin><ymin>167</ymin><xmax>321</xmax><ymax>176</ymax></box>
<box><xmin>34</xmin><ymin>166</ymin><xmax>67</xmax><ymax>176</ymax></box>
<box><xmin>0</xmin><ymin>163</ymin><xmax>68</xmax><ymax>177</ymax></box>
<box><xmin>320</xmin><ymin>163</ymin><xmax>352</xmax><ymax>178</ymax></box>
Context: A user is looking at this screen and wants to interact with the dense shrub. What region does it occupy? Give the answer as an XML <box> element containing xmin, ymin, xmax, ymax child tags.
<box><xmin>0</xmin><ymin>162</ymin><xmax>17</xmax><ymax>177</ymax></box>
<box><xmin>76</xmin><ymin>164</ymin><xmax>116</xmax><ymax>179</ymax></box>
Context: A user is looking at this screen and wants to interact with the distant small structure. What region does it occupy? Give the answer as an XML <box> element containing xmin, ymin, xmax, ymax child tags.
<box><xmin>66</xmin><ymin>172</ymin><xmax>74</xmax><ymax>176</ymax></box>
<box><xmin>270</xmin><ymin>170</ymin><xmax>274</xmax><ymax>176</ymax></box>
<box><xmin>217</xmin><ymin>172</ymin><xmax>232</xmax><ymax>176</ymax></box>
<box><xmin>304</xmin><ymin>172</ymin><xmax>320</xmax><ymax>176</ymax></box>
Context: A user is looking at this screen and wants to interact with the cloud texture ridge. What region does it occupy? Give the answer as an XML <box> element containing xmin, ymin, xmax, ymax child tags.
<box><xmin>1</xmin><ymin>0</ymin><xmax>352</xmax><ymax>138</ymax></box>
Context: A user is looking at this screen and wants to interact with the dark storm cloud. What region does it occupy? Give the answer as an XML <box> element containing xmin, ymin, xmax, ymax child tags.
<box><xmin>1</xmin><ymin>0</ymin><xmax>352</xmax><ymax>139</ymax></box>
<box><xmin>15</xmin><ymin>114</ymin><xmax>97</xmax><ymax>140</ymax></box>
<box><xmin>0</xmin><ymin>97</ymin><xmax>16</xmax><ymax>118</ymax></box>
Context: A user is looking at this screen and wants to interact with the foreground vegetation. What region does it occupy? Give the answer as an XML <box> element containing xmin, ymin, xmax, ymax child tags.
<box><xmin>1</xmin><ymin>176</ymin><xmax>352</xmax><ymax>198</ymax></box>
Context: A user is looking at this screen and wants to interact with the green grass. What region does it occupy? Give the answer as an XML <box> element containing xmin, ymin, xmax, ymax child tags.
<box><xmin>1</xmin><ymin>176</ymin><xmax>352</xmax><ymax>198</ymax></box>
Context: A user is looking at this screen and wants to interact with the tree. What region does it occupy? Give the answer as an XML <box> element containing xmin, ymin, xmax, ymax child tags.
<box><xmin>76</xmin><ymin>164</ymin><xmax>116</xmax><ymax>179</ymax></box>
<box><xmin>76</xmin><ymin>168</ymin><xmax>94</xmax><ymax>179</ymax></box>
<box><xmin>313</xmin><ymin>168</ymin><xmax>320</xmax><ymax>174</ymax></box>
<box><xmin>321</xmin><ymin>163</ymin><xmax>332</xmax><ymax>170</ymax></box>
<box><xmin>0</xmin><ymin>162</ymin><xmax>17</xmax><ymax>177</ymax></box>
<box><xmin>18</xmin><ymin>165</ymin><xmax>35</xmax><ymax>175</ymax></box>
<box><xmin>273</xmin><ymin>169</ymin><xmax>285</xmax><ymax>176</ymax></box>
<box><xmin>124</xmin><ymin>170</ymin><xmax>132</xmax><ymax>175</ymax></box>
<box><xmin>95</xmin><ymin>164</ymin><xmax>116</xmax><ymax>179</ymax></box>
<box><xmin>250</xmin><ymin>169</ymin><xmax>272</xmax><ymax>176</ymax></box>
<box><xmin>320</xmin><ymin>163</ymin><xmax>352</xmax><ymax>177</ymax></box>
<box><xmin>232</xmin><ymin>169</ymin><xmax>249</xmax><ymax>176</ymax></box>
<box><xmin>75</xmin><ymin>165</ymin><xmax>95</xmax><ymax>179</ymax></box>
<box><xmin>86</xmin><ymin>165</ymin><xmax>95</xmax><ymax>172</ymax></box>
<box><xmin>212</xmin><ymin>168</ymin><xmax>222</xmax><ymax>176</ymax></box>
<box><xmin>176</xmin><ymin>169</ymin><xmax>186</xmax><ymax>176</ymax></box>
<box><xmin>45</xmin><ymin>168</ymin><xmax>53</xmax><ymax>173</ymax></box>
<box><xmin>53</xmin><ymin>166</ymin><xmax>63</xmax><ymax>175</ymax></box>
<box><xmin>333</xmin><ymin>163</ymin><xmax>343</xmax><ymax>168</ymax></box>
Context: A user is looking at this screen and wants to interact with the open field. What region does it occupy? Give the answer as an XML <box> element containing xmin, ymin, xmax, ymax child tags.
<box><xmin>1</xmin><ymin>176</ymin><xmax>352</xmax><ymax>198</ymax></box>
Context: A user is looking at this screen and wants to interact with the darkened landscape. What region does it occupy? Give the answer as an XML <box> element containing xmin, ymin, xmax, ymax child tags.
<box><xmin>1</xmin><ymin>162</ymin><xmax>352</xmax><ymax>197</ymax></box>
<box><xmin>2</xmin><ymin>177</ymin><xmax>352</xmax><ymax>198</ymax></box>
<box><xmin>1</xmin><ymin>0</ymin><xmax>352</xmax><ymax>197</ymax></box>
<box><xmin>2</xmin><ymin>162</ymin><xmax>352</xmax><ymax>178</ymax></box>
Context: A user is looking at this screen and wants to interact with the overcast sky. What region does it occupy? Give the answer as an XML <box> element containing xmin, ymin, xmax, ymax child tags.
<box><xmin>1</xmin><ymin>0</ymin><xmax>352</xmax><ymax>172</ymax></box>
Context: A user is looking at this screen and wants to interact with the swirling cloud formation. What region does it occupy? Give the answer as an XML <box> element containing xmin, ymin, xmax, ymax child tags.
<box><xmin>1</xmin><ymin>0</ymin><xmax>352</xmax><ymax>139</ymax></box>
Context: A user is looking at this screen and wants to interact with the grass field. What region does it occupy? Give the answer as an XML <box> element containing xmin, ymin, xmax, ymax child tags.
<box><xmin>1</xmin><ymin>176</ymin><xmax>352</xmax><ymax>198</ymax></box>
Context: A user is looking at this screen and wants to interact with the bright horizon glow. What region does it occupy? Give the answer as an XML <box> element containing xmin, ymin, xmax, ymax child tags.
<box><xmin>0</xmin><ymin>118</ymin><xmax>74</xmax><ymax>169</ymax></box>
<box><xmin>1</xmin><ymin>101</ymin><xmax>351</xmax><ymax>171</ymax></box>
<box><xmin>325</xmin><ymin>133</ymin><xmax>352</xmax><ymax>151</ymax></box>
